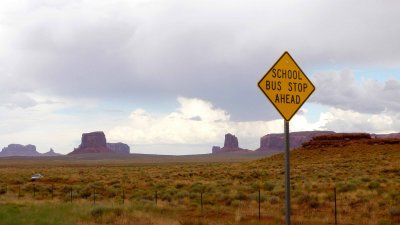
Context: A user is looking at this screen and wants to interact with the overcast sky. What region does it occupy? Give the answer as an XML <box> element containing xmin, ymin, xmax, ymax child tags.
<box><xmin>0</xmin><ymin>0</ymin><xmax>399</xmax><ymax>155</ymax></box>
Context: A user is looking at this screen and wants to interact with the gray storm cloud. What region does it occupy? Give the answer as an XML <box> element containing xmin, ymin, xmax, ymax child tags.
<box><xmin>312</xmin><ymin>70</ymin><xmax>400</xmax><ymax>114</ymax></box>
<box><xmin>0</xmin><ymin>0</ymin><xmax>399</xmax><ymax>120</ymax></box>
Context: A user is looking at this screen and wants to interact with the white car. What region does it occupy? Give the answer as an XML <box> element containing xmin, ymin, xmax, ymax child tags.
<box><xmin>31</xmin><ymin>174</ymin><xmax>43</xmax><ymax>181</ymax></box>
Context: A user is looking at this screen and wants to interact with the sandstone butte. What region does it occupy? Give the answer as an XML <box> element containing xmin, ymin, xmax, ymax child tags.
<box><xmin>68</xmin><ymin>131</ymin><xmax>130</xmax><ymax>155</ymax></box>
<box><xmin>212</xmin><ymin>133</ymin><xmax>251</xmax><ymax>154</ymax></box>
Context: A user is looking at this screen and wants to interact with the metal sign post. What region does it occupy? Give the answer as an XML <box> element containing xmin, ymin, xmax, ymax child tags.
<box><xmin>284</xmin><ymin>120</ymin><xmax>291</xmax><ymax>225</ymax></box>
<box><xmin>258</xmin><ymin>51</ymin><xmax>315</xmax><ymax>225</ymax></box>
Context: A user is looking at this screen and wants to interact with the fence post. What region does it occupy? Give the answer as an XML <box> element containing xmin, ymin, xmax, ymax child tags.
<box><xmin>201</xmin><ymin>191</ymin><xmax>203</xmax><ymax>215</ymax></box>
<box><xmin>93</xmin><ymin>187</ymin><xmax>96</xmax><ymax>205</ymax></box>
<box><xmin>259</xmin><ymin>188</ymin><xmax>261</xmax><ymax>221</ymax></box>
<box><xmin>155</xmin><ymin>191</ymin><xmax>158</xmax><ymax>206</ymax></box>
<box><xmin>122</xmin><ymin>188</ymin><xmax>125</xmax><ymax>204</ymax></box>
<box><xmin>334</xmin><ymin>187</ymin><xmax>337</xmax><ymax>225</ymax></box>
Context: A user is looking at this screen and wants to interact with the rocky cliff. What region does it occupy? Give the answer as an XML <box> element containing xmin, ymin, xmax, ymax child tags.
<box><xmin>256</xmin><ymin>131</ymin><xmax>335</xmax><ymax>151</ymax></box>
<box><xmin>0</xmin><ymin>144</ymin><xmax>41</xmax><ymax>157</ymax></box>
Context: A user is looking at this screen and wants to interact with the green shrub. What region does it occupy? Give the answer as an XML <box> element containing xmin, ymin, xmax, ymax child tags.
<box><xmin>179</xmin><ymin>219</ymin><xmax>210</xmax><ymax>225</ymax></box>
<box><xmin>231</xmin><ymin>200</ymin><xmax>241</xmax><ymax>207</ymax></box>
<box><xmin>250</xmin><ymin>182</ymin><xmax>261</xmax><ymax>192</ymax></box>
<box><xmin>309</xmin><ymin>199</ymin><xmax>320</xmax><ymax>209</ymax></box>
<box><xmin>269</xmin><ymin>196</ymin><xmax>279</xmax><ymax>204</ymax></box>
<box><xmin>113</xmin><ymin>207</ymin><xmax>123</xmax><ymax>217</ymax></box>
<box><xmin>91</xmin><ymin>205</ymin><xmax>111</xmax><ymax>218</ymax></box>
<box><xmin>389</xmin><ymin>191</ymin><xmax>400</xmax><ymax>201</ymax></box>
<box><xmin>297</xmin><ymin>193</ymin><xmax>311</xmax><ymax>204</ymax></box>
<box><xmin>191</xmin><ymin>182</ymin><xmax>205</xmax><ymax>193</ymax></box>
<box><xmin>106</xmin><ymin>187</ymin><xmax>118</xmax><ymax>198</ymax></box>
<box><xmin>79</xmin><ymin>186</ymin><xmax>92</xmax><ymax>199</ymax></box>
<box><xmin>337</xmin><ymin>181</ymin><xmax>359</xmax><ymax>193</ymax></box>
<box><xmin>368</xmin><ymin>181</ymin><xmax>380</xmax><ymax>190</ymax></box>
<box><xmin>234</xmin><ymin>191</ymin><xmax>248</xmax><ymax>201</ymax></box>
<box><xmin>0</xmin><ymin>203</ymin><xmax>79</xmax><ymax>225</ymax></box>
<box><xmin>176</xmin><ymin>190</ymin><xmax>189</xmax><ymax>199</ymax></box>
<box><xmin>175</xmin><ymin>183</ymin><xmax>186</xmax><ymax>189</ymax></box>
<box><xmin>161</xmin><ymin>193</ymin><xmax>172</xmax><ymax>202</ymax></box>
<box><xmin>389</xmin><ymin>207</ymin><xmax>400</xmax><ymax>217</ymax></box>
<box><xmin>378</xmin><ymin>219</ymin><xmax>394</xmax><ymax>225</ymax></box>
<box><xmin>361</xmin><ymin>177</ymin><xmax>371</xmax><ymax>182</ymax></box>
<box><xmin>263</xmin><ymin>181</ymin><xmax>275</xmax><ymax>192</ymax></box>
<box><xmin>249</xmin><ymin>192</ymin><xmax>266</xmax><ymax>202</ymax></box>
<box><xmin>154</xmin><ymin>183</ymin><xmax>167</xmax><ymax>190</ymax></box>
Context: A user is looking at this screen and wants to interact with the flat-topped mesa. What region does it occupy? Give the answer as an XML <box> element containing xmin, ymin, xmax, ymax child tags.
<box><xmin>0</xmin><ymin>144</ymin><xmax>41</xmax><ymax>157</ymax></box>
<box><xmin>302</xmin><ymin>133</ymin><xmax>373</xmax><ymax>149</ymax></box>
<box><xmin>81</xmin><ymin>131</ymin><xmax>107</xmax><ymax>148</ymax></box>
<box><xmin>312</xmin><ymin>133</ymin><xmax>371</xmax><ymax>141</ymax></box>
<box><xmin>257</xmin><ymin>131</ymin><xmax>335</xmax><ymax>151</ymax></box>
<box><xmin>107</xmin><ymin>142</ymin><xmax>130</xmax><ymax>154</ymax></box>
<box><xmin>69</xmin><ymin>131</ymin><xmax>132</xmax><ymax>155</ymax></box>
<box><xmin>372</xmin><ymin>133</ymin><xmax>400</xmax><ymax>139</ymax></box>
<box><xmin>69</xmin><ymin>131</ymin><xmax>113</xmax><ymax>155</ymax></box>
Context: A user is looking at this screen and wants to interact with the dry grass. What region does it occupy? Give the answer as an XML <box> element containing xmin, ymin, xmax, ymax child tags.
<box><xmin>0</xmin><ymin>142</ymin><xmax>399</xmax><ymax>225</ymax></box>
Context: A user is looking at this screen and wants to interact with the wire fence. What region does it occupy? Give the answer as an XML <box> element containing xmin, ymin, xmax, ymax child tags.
<box><xmin>0</xmin><ymin>182</ymin><xmax>397</xmax><ymax>224</ymax></box>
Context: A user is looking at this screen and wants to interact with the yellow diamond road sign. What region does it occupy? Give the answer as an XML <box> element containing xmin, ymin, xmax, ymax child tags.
<box><xmin>258</xmin><ymin>51</ymin><xmax>315</xmax><ymax>121</ymax></box>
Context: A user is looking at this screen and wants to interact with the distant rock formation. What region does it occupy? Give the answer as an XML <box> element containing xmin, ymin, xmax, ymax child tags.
<box><xmin>107</xmin><ymin>142</ymin><xmax>130</xmax><ymax>154</ymax></box>
<box><xmin>303</xmin><ymin>133</ymin><xmax>400</xmax><ymax>149</ymax></box>
<box><xmin>0</xmin><ymin>144</ymin><xmax>41</xmax><ymax>157</ymax></box>
<box><xmin>373</xmin><ymin>133</ymin><xmax>400</xmax><ymax>139</ymax></box>
<box><xmin>224</xmin><ymin>133</ymin><xmax>239</xmax><ymax>148</ymax></box>
<box><xmin>42</xmin><ymin>148</ymin><xmax>62</xmax><ymax>156</ymax></box>
<box><xmin>212</xmin><ymin>133</ymin><xmax>250</xmax><ymax>154</ymax></box>
<box><xmin>69</xmin><ymin>131</ymin><xmax>131</xmax><ymax>155</ymax></box>
<box><xmin>302</xmin><ymin>133</ymin><xmax>372</xmax><ymax>149</ymax></box>
<box><xmin>81</xmin><ymin>131</ymin><xmax>108</xmax><ymax>148</ymax></box>
<box><xmin>211</xmin><ymin>146</ymin><xmax>221</xmax><ymax>154</ymax></box>
<box><xmin>69</xmin><ymin>131</ymin><xmax>113</xmax><ymax>155</ymax></box>
<box><xmin>256</xmin><ymin>131</ymin><xmax>335</xmax><ymax>151</ymax></box>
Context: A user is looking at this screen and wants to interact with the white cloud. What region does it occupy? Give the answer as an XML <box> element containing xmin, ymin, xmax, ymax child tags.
<box><xmin>107</xmin><ymin>96</ymin><xmax>398</xmax><ymax>155</ymax></box>
<box><xmin>109</xmin><ymin>97</ymin><xmax>283</xmax><ymax>148</ymax></box>
<box><xmin>0</xmin><ymin>94</ymin><xmax>123</xmax><ymax>154</ymax></box>
<box><xmin>318</xmin><ymin>108</ymin><xmax>397</xmax><ymax>134</ymax></box>
<box><xmin>109</xmin><ymin>97</ymin><xmax>400</xmax><ymax>153</ymax></box>
<box><xmin>289</xmin><ymin>105</ymin><xmax>398</xmax><ymax>135</ymax></box>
